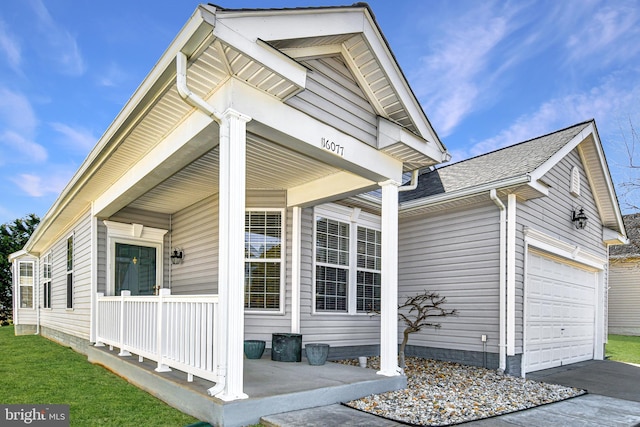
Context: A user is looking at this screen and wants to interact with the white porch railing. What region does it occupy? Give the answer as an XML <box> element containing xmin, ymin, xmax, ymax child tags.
<box><xmin>95</xmin><ymin>289</ymin><xmax>220</xmax><ymax>387</ymax></box>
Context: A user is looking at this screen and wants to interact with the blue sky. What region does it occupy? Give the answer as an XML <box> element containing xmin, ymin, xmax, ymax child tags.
<box><xmin>1</xmin><ymin>0</ymin><xmax>639</xmax><ymax>225</ymax></box>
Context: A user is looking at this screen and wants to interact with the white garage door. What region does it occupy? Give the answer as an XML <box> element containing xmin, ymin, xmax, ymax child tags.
<box><xmin>525</xmin><ymin>250</ymin><xmax>597</xmax><ymax>373</ymax></box>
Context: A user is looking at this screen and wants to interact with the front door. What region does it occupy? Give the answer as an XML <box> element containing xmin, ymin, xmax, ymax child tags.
<box><xmin>115</xmin><ymin>243</ymin><xmax>157</xmax><ymax>295</ymax></box>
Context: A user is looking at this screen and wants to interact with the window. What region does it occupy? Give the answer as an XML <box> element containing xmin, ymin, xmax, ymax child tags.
<box><xmin>66</xmin><ymin>236</ymin><xmax>73</xmax><ymax>309</ymax></box>
<box><xmin>42</xmin><ymin>252</ymin><xmax>52</xmax><ymax>309</ymax></box>
<box><xmin>314</xmin><ymin>205</ymin><xmax>382</xmax><ymax>314</ymax></box>
<box><xmin>244</xmin><ymin>211</ymin><xmax>284</xmax><ymax>311</ymax></box>
<box><xmin>356</xmin><ymin>226</ymin><xmax>381</xmax><ymax>312</ymax></box>
<box><xmin>315</xmin><ymin>217</ymin><xmax>349</xmax><ymax>312</ymax></box>
<box><xmin>18</xmin><ymin>261</ymin><xmax>34</xmax><ymax>309</ymax></box>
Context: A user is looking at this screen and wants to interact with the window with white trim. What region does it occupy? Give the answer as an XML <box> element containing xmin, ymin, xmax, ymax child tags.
<box><xmin>314</xmin><ymin>204</ymin><xmax>382</xmax><ymax>314</ymax></box>
<box><xmin>18</xmin><ymin>261</ymin><xmax>34</xmax><ymax>309</ymax></box>
<box><xmin>66</xmin><ymin>236</ymin><xmax>73</xmax><ymax>309</ymax></box>
<box><xmin>315</xmin><ymin>217</ymin><xmax>349</xmax><ymax>312</ymax></box>
<box><xmin>42</xmin><ymin>252</ymin><xmax>52</xmax><ymax>309</ymax></box>
<box><xmin>244</xmin><ymin>210</ymin><xmax>284</xmax><ymax>311</ymax></box>
<box><xmin>356</xmin><ymin>226</ymin><xmax>381</xmax><ymax>312</ymax></box>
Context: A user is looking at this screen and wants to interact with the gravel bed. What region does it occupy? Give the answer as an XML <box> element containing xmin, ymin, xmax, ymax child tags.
<box><xmin>340</xmin><ymin>357</ymin><xmax>585</xmax><ymax>426</ymax></box>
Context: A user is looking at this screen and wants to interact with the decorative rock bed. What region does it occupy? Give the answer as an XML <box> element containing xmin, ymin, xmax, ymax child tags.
<box><xmin>339</xmin><ymin>357</ymin><xmax>585</xmax><ymax>426</ymax></box>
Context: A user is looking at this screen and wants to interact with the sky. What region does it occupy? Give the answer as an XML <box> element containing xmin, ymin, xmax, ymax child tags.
<box><xmin>1</xmin><ymin>0</ymin><xmax>639</xmax><ymax>225</ymax></box>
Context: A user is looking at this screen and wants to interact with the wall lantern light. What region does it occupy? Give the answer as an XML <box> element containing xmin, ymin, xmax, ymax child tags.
<box><xmin>171</xmin><ymin>248</ymin><xmax>184</xmax><ymax>265</ymax></box>
<box><xmin>571</xmin><ymin>207</ymin><xmax>588</xmax><ymax>230</ymax></box>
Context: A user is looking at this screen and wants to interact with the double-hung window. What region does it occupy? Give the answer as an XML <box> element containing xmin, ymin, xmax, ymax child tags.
<box><xmin>244</xmin><ymin>210</ymin><xmax>284</xmax><ymax>311</ymax></box>
<box><xmin>314</xmin><ymin>204</ymin><xmax>381</xmax><ymax>314</ymax></box>
<box><xmin>18</xmin><ymin>261</ymin><xmax>34</xmax><ymax>309</ymax></box>
<box><xmin>66</xmin><ymin>235</ymin><xmax>73</xmax><ymax>309</ymax></box>
<box><xmin>42</xmin><ymin>252</ymin><xmax>52</xmax><ymax>309</ymax></box>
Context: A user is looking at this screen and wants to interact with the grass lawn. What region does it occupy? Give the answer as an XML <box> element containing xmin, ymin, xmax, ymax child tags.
<box><xmin>606</xmin><ymin>334</ymin><xmax>640</xmax><ymax>364</ymax></box>
<box><xmin>0</xmin><ymin>326</ymin><xmax>200</xmax><ymax>426</ymax></box>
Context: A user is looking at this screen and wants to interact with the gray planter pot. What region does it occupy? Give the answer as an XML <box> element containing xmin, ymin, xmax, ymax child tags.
<box><xmin>305</xmin><ymin>343</ymin><xmax>330</xmax><ymax>366</ymax></box>
<box><xmin>244</xmin><ymin>340</ymin><xmax>266</xmax><ymax>359</ymax></box>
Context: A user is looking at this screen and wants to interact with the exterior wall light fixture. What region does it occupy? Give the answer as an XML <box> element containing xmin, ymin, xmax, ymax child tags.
<box><xmin>571</xmin><ymin>207</ymin><xmax>588</xmax><ymax>230</ymax></box>
<box><xmin>171</xmin><ymin>248</ymin><xmax>184</xmax><ymax>265</ymax></box>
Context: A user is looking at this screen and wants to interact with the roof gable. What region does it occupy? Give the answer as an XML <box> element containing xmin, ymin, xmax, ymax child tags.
<box><xmin>400</xmin><ymin>120</ymin><xmax>626</xmax><ymax>235</ymax></box>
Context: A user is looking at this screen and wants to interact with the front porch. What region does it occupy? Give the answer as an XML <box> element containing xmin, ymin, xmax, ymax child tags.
<box><xmin>87</xmin><ymin>343</ymin><xmax>406</xmax><ymax>427</ymax></box>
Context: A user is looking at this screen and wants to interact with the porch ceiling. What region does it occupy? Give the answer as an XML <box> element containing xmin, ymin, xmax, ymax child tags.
<box><xmin>126</xmin><ymin>133</ymin><xmax>341</xmax><ymax>214</ymax></box>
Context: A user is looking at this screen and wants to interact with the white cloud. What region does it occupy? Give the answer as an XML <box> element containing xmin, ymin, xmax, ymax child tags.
<box><xmin>0</xmin><ymin>87</ymin><xmax>37</xmax><ymax>135</ymax></box>
<box><xmin>0</xmin><ymin>130</ymin><xmax>47</xmax><ymax>163</ymax></box>
<box><xmin>463</xmin><ymin>74</ymin><xmax>640</xmax><ymax>159</ymax></box>
<box><xmin>30</xmin><ymin>0</ymin><xmax>85</xmax><ymax>76</ymax></box>
<box><xmin>566</xmin><ymin>3</ymin><xmax>640</xmax><ymax>65</ymax></box>
<box><xmin>410</xmin><ymin>2</ymin><xmax>523</xmax><ymax>137</ymax></box>
<box><xmin>50</xmin><ymin>122</ymin><xmax>96</xmax><ymax>152</ymax></box>
<box><xmin>97</xmin><ymin>62</ymin><xmax>128</xmax><ymax>87</ymax></box>
<box><xmin>11</xmin><ymin>168</ymin><xmax>72</xmax><ymax>198</ymax></box>
<box><xmin>0</xmin><ymin>20</ymin><xmax>21</xmax><ymax>72</ymax></box>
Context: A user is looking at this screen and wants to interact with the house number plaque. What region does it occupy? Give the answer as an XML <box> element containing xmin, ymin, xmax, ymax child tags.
<box><xmin>321</xmin><ymin>137</ymin><xmax>344</xmax><ymax>157</ymax></box>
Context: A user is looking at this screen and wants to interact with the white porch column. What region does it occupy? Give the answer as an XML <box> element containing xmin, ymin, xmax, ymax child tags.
<box><xmin>216</xmin><ymin>108</ymin><xmax>251</xmax><ymax>401</ymax></box>
<box><xmin>378</xmin><ymin>180</ymin><xmax>401</xmax><ymax>377</ymax></box>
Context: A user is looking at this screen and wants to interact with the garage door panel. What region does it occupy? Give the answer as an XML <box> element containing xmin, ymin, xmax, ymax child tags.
<box><xmin>525</xmin><ymin>251</ymin><xmax>596</xmax><ymax>373</ymax></box>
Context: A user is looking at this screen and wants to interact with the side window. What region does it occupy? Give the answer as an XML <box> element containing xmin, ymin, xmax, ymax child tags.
<box><xmin>42</xmin><ymin>252</ymin><xmax>52</xmax><ymax>308</ymax></box>
<box><xmin>66</xmin><ymin>236</ymin><xmax>73</xmax><ymax>309</ymax></box>
<box><xmin>315</xmin><ymin>217</ymin><xmax>349</xmax><ymax>312</ymax></box>
<box><xmin>356</xmin><ymin>226</ymin><xmax>381</xmax><ymax>313</ymax></box>
<box><xmin>18</xmin><ymin>261</ymin><xmax>34</xmax><ymax>309</ymax></box>
<box><xmin>244</xmin><ymin>210</ymin><xmax>284</xmax><ymax>311</ymax></box>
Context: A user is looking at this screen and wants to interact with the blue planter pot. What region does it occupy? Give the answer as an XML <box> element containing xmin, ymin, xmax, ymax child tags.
<box><xmin>244</xmin><ymin>340</ymin><xmax>266</xmax><ymax>359</ymax></box>
<box><xmin>305</xmin><ymin>343</ymin><xmax>330</xmax><ymax>366</ymax></box>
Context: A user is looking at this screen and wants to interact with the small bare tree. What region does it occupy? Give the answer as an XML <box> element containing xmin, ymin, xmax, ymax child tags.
<box><xmin>397</xmin><ymin>291</ymin><xmax>457</xmax><ymax>369</ymax></box>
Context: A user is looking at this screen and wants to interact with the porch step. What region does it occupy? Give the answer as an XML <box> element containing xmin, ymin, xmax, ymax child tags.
<box><xmin>260</xmin><ymin>404</ymin><xmax>404</xmax><ymax>427</ymax></box>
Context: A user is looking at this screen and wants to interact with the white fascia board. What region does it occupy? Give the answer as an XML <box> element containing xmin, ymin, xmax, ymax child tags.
<box><xmin>280</xmin><ymin>45</ymin><xmax>343</xmax><ymax>60</ymax></box>
<box><xmin>93</xmin><ymin>92</ymin><xmax>222</xmax><ymax>217</ymax></box>
<box><xmin>603</xmin><ymin>227</ymin><xmax>628</xmax><ymax>245</ymax></box>
<box><xmin>24</xmin><ymin>6</ymin><xmax>215</xmax><ymax>252</ymax></box>
<box><xmin>213</xmin><ymin>22</ymin><xmax>307</xmax><ymax>90</ymax></box>
<box><xmin>227</xmin><ymin>79</ymin><xmax>404</xmax><ymax>183</ymax></box>
<box><xmin>287</xmin><ymin>172</ymin><xmax>377</xmax><ymax>207</ymax></box>
<box><xmin>8</xmin><ymin>249</ymin><xmax>30</xmax><ymax>263</ymax></box>
<box><xmin>213</xmin><ymin>8</ymin><xmax>366</xmax><ymax>42</ymax></box>
<box><xmin>399</xmin><ymin>175</ymin><xmax>531</xmax><ymax>213</ymax></box>
<box><xmin>378</xmin><ymin>117</ymin><xmax>449</xmax><ymax>164</ymax></box>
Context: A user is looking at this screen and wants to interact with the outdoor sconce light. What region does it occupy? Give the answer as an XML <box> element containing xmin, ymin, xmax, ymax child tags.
<box><xmin>571</xmin><ymin>207</ymin><xmax>588</xmax><ymax>230</ymax></box>
<box><xmin>170</xmin><ymin>248</ymin><xmax>184</xmax><ymax>265</ymax></box>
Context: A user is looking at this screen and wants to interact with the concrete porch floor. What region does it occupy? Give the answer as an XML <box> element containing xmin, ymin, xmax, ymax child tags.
<box><xmin>87</xmin><ymin>345</ymin><xmax>406</xmax><ymax>427</ymax></box>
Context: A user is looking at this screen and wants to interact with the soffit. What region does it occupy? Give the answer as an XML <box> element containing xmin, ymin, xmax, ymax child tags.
<box><xmin>127</xmin><ymin>133</ymin><xmax>340</xmax><ymax>214</ymax></box>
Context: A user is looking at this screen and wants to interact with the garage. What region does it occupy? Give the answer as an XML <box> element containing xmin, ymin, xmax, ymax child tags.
<box><xmin>525</xmin><ymin>249</ymin><xmax>598</xmax><ymax>373</ymax></box>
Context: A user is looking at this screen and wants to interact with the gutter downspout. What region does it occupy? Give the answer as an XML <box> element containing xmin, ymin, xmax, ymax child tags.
<box><xmin>176</xmin><ymin>52</ymin><xmax>223</xmax><ymax>123</ymax></box>
<box><xmin>490</xmin><ymin>189</ymin><xmax>506</xmax><ymax>372</ymax></box>
<box><xmin>398</xmin><ymin>169</ymin><xmax>419</xmax><ymax>193</ymax></box>
<box><xmin>506</xmin><ymin>194</ymin><xmax>517</xmax><ymax>359</ymax></box>
<box><xmin>176</xmin><ymin>50</ymin><xmax>226</xmax><ymax>396</ymax></box>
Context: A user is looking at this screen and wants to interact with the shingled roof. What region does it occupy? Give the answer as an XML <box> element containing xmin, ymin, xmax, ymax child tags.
<box><xmin>400</xmin><ymin>120</ymin><xmax>592</xmax><ymax>203</ymax></box>
<box><xmin>610</xmin><ymin>213</ymin><xmax>640</xmax><ymax>258</ymax></box>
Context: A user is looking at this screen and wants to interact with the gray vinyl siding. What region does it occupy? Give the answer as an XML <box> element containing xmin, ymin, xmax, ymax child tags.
<box><xmin>516</xmin><ymin>149</ymin><xmax>607</xmax><ymax>352</ymax></box>
<box><xmin>37</xmin><ymin>209</ymin><xmax>93</xmax><ymax>340</ymax></box>
<box><xmin>608</xmin><ymin>259</ymin><xmax>640</xmax><ymax>335</ymax></box>
<box><xmin>287</xmin><ymin>56</ymin><xmax>378</xmax><ymax>147</ymax></box>
<box><xmin>170</xmin><ymin>194</ymin><xmax>219</xmax><ymax>295</ymax></box>
<box><xmin>398</xmin><ymin>202</ymin><xmax>501</xmax><ymax>354</ymax></box>
<box><xmin>298</xmin><ymin>205</ymin><xmax>381</xmax><ymax>348</ymax></box>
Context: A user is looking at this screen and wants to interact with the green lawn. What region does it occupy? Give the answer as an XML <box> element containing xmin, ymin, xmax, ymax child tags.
<box><xmin>606</xmin><ymin>334</ymin><xmax>640</xmax><ymax>364</ymax></box>
<box><xmin>0</xmin><ymin>326</ymin><xmax>199</xmax><ymax>426</ymax></box>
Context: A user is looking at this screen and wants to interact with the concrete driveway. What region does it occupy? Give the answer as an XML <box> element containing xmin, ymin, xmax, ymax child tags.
<box><xmin>468</xmin><ymin>360</ymin><xmax>640</xmax><ymax>426</ymax></box>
